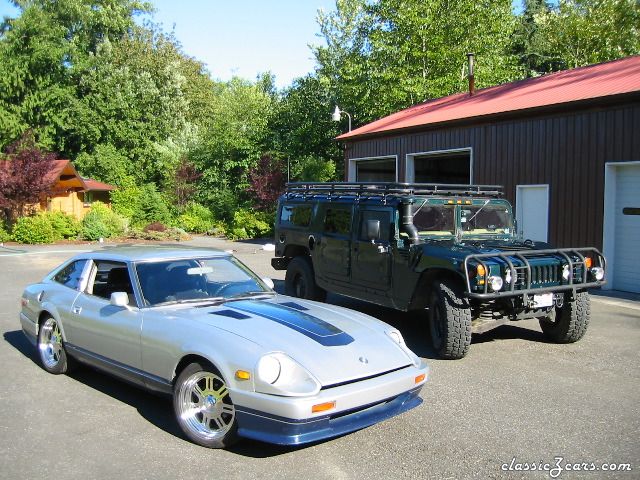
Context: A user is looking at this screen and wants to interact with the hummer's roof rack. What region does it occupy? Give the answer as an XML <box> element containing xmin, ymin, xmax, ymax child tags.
<box><xmin>285</xmin><ymin>182</ymin><xmax>504</xmax><ymax>199</ymax></box>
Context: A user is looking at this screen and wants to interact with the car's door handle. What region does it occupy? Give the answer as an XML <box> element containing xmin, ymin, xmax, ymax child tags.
<box><xmin>72</xmin><ymin>306</ymin><xmax>82</xmax><ymax>315</ymax></box>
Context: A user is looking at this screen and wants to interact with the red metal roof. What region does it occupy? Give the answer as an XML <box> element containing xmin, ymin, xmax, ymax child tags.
<box><xmin>0</xmin><ymin>158</ymin><xmax>116</xmax><ymax>191</ymax></box>
<box><xmin>82</xmin><ymin>178</ymin><xmax>116</xmax><ymax>191</ymax></box>
<box><xmin>337</xmin><ymin>55</ymin><xmax>640</xmax><ymax>140</ymax></box>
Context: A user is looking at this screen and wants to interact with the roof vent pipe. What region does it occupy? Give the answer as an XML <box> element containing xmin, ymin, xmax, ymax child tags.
<box><xmin>467</xmin><ymin>53</ymin><xmax>475</xmax><ymax>96</ymax></box>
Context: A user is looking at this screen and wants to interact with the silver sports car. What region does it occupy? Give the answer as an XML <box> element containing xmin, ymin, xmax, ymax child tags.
<box><xmin>20</xmin><ymin>246</ymin><xmax>428</xmax><ymax>448</ymax></box>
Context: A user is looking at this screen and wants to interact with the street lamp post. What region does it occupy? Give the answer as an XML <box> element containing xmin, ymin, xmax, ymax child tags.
<box><xmin>332</xmin><ymin>105</ymin><xmax>352</xmax><ymax>132</ymax></box>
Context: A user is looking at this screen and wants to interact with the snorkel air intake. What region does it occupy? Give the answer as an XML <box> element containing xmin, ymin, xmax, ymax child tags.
<box><xmin>400</xmin><ymin>200</ymin><xmax>419</xmax><ymax>244</ymax></box>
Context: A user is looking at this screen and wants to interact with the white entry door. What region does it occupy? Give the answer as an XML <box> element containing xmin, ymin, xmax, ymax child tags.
<box><xmin>516</xmin><ymin>185</ymin><xmax>549</xmax><ymax>242</ymax></box>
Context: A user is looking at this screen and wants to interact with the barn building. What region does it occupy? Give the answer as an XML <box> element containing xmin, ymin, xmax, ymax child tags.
<box><xmin>336</xmin><ymin>55</ymin><xmax>640</xmax><ymax>293</ymax></box>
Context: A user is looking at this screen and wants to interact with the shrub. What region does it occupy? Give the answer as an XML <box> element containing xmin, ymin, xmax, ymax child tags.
<box><xmin>226</xmin><ymin>209</ymin><xmax>272</xmax><ymax>240</ymax></box>
<box><xmin>136</xmin><ymin>184</ymin><xmax>172</xmax><ymax>226</ymax></box>
<box><xmin>45</xmin><ymin>211</ymin><xmax>80</xmax><ymax>240</ymax></box>
<box><xmin>176</xmin><ymin>202</ymin><xmax>214</xmax><ymax>234</ymax></box>
<box><xmin>143</xmin><ymin>222</ymin><xmax>167</xmax><ymax>233</ymax></box>
<box><xmin>128</xmin><ymin>227</ymin><xmax>190</xmax><ymax>242</ymax></box>
<box><xmin>11</xmin><ymin>215</ymin><xmax>56</xmax><ymax>244</ymax></box>
<box><xmin>81</xmin><ymin>202</ymin><xmax>127</xmax><ymax>240</ymax></box>
<box><xmin>0</xmin><ymin>223</ymin><xmax>11</xmax><ymax>242</ymax></box>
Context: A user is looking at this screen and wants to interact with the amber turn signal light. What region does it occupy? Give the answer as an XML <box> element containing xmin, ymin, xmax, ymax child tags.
<box><xmin>415</xmin><ymin>373</ymin><xmax>426</xmax><ymax>384</ymax></box>
<box><xmin>584</xmin><ymin>257</ymin><xmax>593</xmax><ymax>268</ymax></box>
<box><xmin>476</xmin><ymin>264</ymin><xmax>486</xmax><ymax>276</ymax></box>
<box><xmin>235</xmin><ymin>370</ymin><xmax>251</xmax><ymax>380</ymax></box>
<box><xmin>312</xmin><ymin>401</ymin><xmax>336</xmax><ymax>413</ymax></box>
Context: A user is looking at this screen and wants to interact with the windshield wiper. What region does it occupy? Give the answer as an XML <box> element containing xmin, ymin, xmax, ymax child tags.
<box><xmin>224</xmin><ymin>291</ymin><xmax>276</xmax><ymax>302</ymax></box>
<box><xmin>152</xmin><ymin>297</ymin><xmax>226</xmax><ymax>307</ymax></box>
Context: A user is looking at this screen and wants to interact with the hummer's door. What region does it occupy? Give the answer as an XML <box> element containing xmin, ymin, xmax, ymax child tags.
<box><xmin>314</xmin><ymin>205</ymin><xmax>353</xmax><ymax>281</ymax></box>
<box><xmin>351</xmin><ymin>208</ymin><xmax>393</xmax><ymax>290</ymax></box>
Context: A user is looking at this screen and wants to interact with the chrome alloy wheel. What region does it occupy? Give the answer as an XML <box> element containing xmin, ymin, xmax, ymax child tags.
<box><xmin>176</xmin><ymin>371</ymin><xmax>235</xmax><ymax>441</ymax></box>
<box><xmin>39</xmin><ymin>317</ymin><xmax>63</xmax><ymax>369</ymax></box>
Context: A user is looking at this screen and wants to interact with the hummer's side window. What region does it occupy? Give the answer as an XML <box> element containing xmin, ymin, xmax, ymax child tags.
<box><xmin>359</xmin><ymin>210</ymin><xmax>391</xmax><ymax>241</ymax></box>
<box><xmin>280</xmin><ymin>205</ymin><xmax>312</xmax><ymax>227</ymax></box>
<box><xmin>324</xmin><ymin>208</ymin><xmax>352</xmax><ymax>235</ymax></box>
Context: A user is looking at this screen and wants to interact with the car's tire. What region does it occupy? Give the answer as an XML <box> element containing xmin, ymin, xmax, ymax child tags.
<box><xmin>173</xmin><ymin>362</ymin><xmax>239</xmax><ymax>449</ymax></box>
<box><xmin>539</xmin><ymin>291</ymin><xmax>590</xmax><ymax>343</ymax></box>
<box><xmin>428</xmin><ymin>280</ymin><xmax>472</xmax><ymax>359</ymax></box>
<box><xmin>284</xmin><ymin>256</ymin><xmax>327</xmax><ymax>302</ymax></box>
<box><xmin>37</xmin><ymin>316</ymin><xmax>73</xmax><ymax>374</ymax></box>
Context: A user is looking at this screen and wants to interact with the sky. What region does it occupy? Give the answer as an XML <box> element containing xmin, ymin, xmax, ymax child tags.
<box><xmin>0</xmin><ymin>0</ymin><xmax>337</xmax><ymax>88</ymax></box>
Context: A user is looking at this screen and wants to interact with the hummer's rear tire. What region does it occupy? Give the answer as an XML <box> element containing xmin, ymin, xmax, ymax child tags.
<box><xmin>428</xmin><ymin>280</ymin><xmax>472</xmax><ymax>359</ymax></box>
<box><xmin>539</xmin><ymin>291</ymin><xmax>590</xmax><ymax>343</ymax></box>
<box><xmin>285</xmin><ymin>257</ymin><xmax>327</xmax><ymax>302</ymax></box>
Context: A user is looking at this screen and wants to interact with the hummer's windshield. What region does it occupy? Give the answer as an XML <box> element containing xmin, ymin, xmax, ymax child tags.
<box><xmin>411</xmin><ymin>200</ymin><xmax>513</xmax><ymax>238</ymax></box>
<box><xmin>460</xmin><ymin>202</ymin><xmax>513</xmax><ymax>236</ymax></box>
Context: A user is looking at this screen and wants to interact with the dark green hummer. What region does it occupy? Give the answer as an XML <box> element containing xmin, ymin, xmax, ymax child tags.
<box><xmin>271</xmin><ymin>183</ymin><xmax>606</xmax><ymax>359</ymax></box>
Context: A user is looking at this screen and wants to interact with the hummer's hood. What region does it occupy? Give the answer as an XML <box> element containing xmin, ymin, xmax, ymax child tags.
<box><xmin>170</xmin><ymin>296</ymin><xmax>415</xmax><ymax>386</ymax></box>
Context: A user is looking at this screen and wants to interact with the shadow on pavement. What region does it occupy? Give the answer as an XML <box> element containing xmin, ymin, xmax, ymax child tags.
<box><xmin>3</xmin><ymin>328</ymin><xmax>303</xmax><ymax>458</ymax></box>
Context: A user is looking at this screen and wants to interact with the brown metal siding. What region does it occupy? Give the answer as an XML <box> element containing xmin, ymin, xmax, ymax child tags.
<box><xmin>342</xmin><ymin>101</ymin><xmax>640</xmax><ymax>250</ymax></box>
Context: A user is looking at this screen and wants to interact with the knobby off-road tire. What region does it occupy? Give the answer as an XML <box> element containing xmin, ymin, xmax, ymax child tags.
<box><xmin>428</xmin><ymin>280</ymin><xmax>472</xmax><ymax>359</ymax></box>
<box><xmin>173</xmin><ymin>362</ymin><xmax>239</xmax><ymax>449</ymax></box>
<box><xmin>539</xmin><ymin>291</ymin><xmax>590</xmax><ymax>343</ymax></box>
<box><xmin>284</xmin><ymin>256</ymin><xmax>327</xmax><ymax>302</ymax></box>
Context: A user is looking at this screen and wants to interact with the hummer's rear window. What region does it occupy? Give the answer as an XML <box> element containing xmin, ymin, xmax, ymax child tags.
<box><xmin>280</xmin><ymin>205</ymin><xmax>312</xmax><ymax>227</ymax></box>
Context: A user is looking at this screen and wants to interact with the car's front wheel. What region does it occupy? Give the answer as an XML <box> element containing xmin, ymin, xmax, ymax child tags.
<box><xmin>37</xmin><ymin>316</ymin><xmax>72</xmax><ymax>374</ymax></box>
<box><xmin>539</xmin><ymin>291</ymin><xmax>590</xmax><ymax>343</ymax></box>
<box><xmin>428</xmin><ymin>280</ymin><xmax>472</xmax><ymax>359</ymax></box>
<box><xmin>173</xmin><ymin>362</ymin><xmax>239</xmax><ymax>448</ymax></box>
<box><xmin>284</xmin><ymin>256</ymin><xmax>326</xmax><ymax>301</ymax></box>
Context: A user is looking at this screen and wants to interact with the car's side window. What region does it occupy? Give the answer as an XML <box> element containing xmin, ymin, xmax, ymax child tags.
<box><xmin>359</xmin><ymin>210</ymin><xmax>392</xmax><ymax>242</ymax></box>
<box><xmin>53</xmin><ymin>260</ymin><xmax>88</xmax><ymax>290</ymax></box>
<box><xmin>86</xmin><ymin>261</ymin><xmax>136</xmax><ymax>306</ymax></box>
<box><xmin>323</xmin><ymin>208</ymin><xmax>352</xmax><ymax>235</ymax></box>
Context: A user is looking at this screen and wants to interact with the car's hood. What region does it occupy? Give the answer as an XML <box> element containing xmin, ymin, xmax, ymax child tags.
<box><xmin>170</xmin><ymin>296</ymin><xmax>413</xmax><ymax>386</ymax></box>
<box><xmin>417</xmin><ymin>238</ymin><xmax>550</xmax><ymax>258</ymax></box>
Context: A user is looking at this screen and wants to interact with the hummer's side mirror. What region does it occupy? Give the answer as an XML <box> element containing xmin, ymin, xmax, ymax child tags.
<box><xmin>365</xmin><ymin>219</ymin><xmax>381</xmax><ymax>242</ymax></box>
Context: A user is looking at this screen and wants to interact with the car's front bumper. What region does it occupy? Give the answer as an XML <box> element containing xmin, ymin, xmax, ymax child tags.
<box><xmin>232</xmin><ymin>362</ymin><xmax>428</xmax><ymax>445</ymax></box>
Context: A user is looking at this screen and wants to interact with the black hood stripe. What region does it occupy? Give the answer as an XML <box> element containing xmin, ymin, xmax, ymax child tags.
<box><xmin>227</xmin><ymin>300</ymin><xmax>354</xmax><ymax>347</ymax></box>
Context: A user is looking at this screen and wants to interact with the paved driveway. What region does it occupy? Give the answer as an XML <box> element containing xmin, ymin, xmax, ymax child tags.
<box><xmin>1</xmin><ymin>240</ymin><xmax>638</xmax><ymax>479</ymax></box>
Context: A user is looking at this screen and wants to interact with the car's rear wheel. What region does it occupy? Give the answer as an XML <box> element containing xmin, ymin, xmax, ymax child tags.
<box><xmin>37</xmin><ymin>316</ymin><xmax>72</xmax><ymax>374</ymax></box>
<box><xmin>428</xmin><ymin>280</ymin><xmax>472</xmax><ymax>359</ymax></box>
<box><xmin>285</xmin><ymin>256</ymin><xmax>326</xmax><ymax>301</ymax></box>
<box><xmin>173</xmin><ymin>362</ymin><xmax>239</xmax><ymax>449</ymax></box>
<box><xmin>539</xmin><ymin>291</ymin><xmax>590</xmax><ymax>343</ymax></box>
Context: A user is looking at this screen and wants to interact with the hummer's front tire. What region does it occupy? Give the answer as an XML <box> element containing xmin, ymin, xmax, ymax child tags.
<box><xmin>428</xmin><ymin>280</ymin><xmax>472</xmax><ymax>359</ymax></box>
<box><xmin>539</xmin><ymin>291</ymin><xmax>590</xmax><ymax>343</ymax></box>
<box><xmin>285</xmin><ymin>256</ymin><xmax>327</xmax><ymax>302</ymax></box>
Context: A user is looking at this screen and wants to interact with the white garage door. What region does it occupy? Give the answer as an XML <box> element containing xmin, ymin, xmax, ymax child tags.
<box><xmin>611</xmin><ymin>164</ymin><xmax>640</xmax><ymax>293</ymax></box>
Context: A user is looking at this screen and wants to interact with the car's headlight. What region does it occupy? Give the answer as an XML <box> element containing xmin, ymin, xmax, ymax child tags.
<box><xmin>255</xmin><ymin>353</ymin><xmax>320</xmax><ymax>397</ymax></box>
<box><xmin>591</xmin><ymin>266</ymin><xmax>605</xmax><ymax>281</ymax></box>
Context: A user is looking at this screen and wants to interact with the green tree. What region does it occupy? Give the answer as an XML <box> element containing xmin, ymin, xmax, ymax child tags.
<box><xmin>313</xmin><ymin>0</ymin><xmax>521</xmax><ymax>124</ymax></box>
<box><xmin>528</xmin><ymin>0</ymin><xmax>640</xmax><ymax>70</ymax></box>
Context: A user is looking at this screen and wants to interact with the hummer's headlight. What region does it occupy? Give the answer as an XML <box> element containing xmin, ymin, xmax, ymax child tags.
<box><xmin>562</xmin><ymin>264</ymin><xmax>571</xmax><ymax>281</ymax></box>
<box><xmin>488</xmin><ymin>275</ymin><xmax>503</xmax><ymax>291</ymax></box>
<box><xmin>255</xmin><ymin>353</ymin><xmax>320</xmax><ymax>397</ymax></box>
<box><xmin>591</xmin><ymin>266</ymin><xmax>605</xmax><ymax>281</ymax></box>
<box><xmin>505</xmin><ymin>268</ymin><xmax>516</xmax><ymax>285</ymax></box>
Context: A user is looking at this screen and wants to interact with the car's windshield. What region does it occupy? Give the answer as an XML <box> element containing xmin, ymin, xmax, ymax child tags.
<box><xmin>460</xmin><ymin>203</ymin><xmax>513</xmax><ymax>236</ymax></box>
<box><xmin>413</xmin><ymin>204</ymin><xmax>456</xmax><ymax>236</ymax></box>
<box><xmin>136</xmin><ymin>257</ymin><xmax>269</xmax><ymax>307</ymax></box>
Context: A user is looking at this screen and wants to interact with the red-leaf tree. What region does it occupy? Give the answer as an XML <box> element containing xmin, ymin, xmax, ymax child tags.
<box><xmin>0</xmin><ymin>133</ymin><xmax>57</xmax><ymax>225</ymax></box>
<box><xmin>246</xmin><ymin>154</ymin><xmax>286</xmax><ymax>211</ymax></box>
<box><xmin>173</xmin><ymin>158</ymin><xmax>202</xmax><ymax>208</ymax></box>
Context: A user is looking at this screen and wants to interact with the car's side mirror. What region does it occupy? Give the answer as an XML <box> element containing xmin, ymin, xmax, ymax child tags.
<box><xmin>365</xmin><ymin>219</ymin><xmax>381</xmax><ymax>242</ymax></box>
<box><xmin>262</xmin><ymin>277</ymin><xmax>275</xmax><ymax>290</ymax></box>
<box><xmin>110</xmin><ymin>292</ymin><xmax>129</xmax><ymax>308</ymax></box>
